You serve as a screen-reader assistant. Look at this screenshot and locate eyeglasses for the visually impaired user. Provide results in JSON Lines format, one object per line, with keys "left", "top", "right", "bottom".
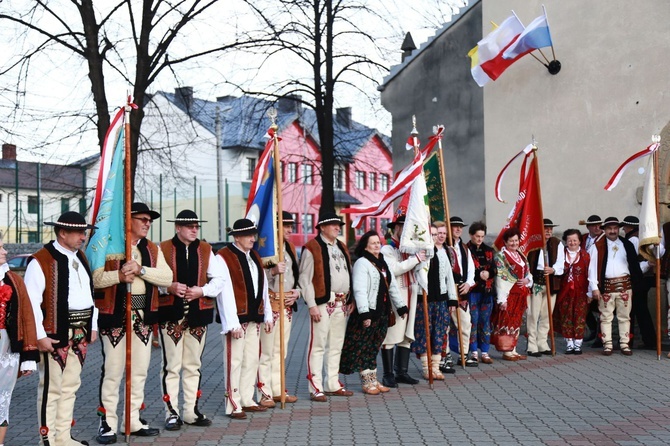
{"left": 183, "top": 224, "right": 200, "bottom": 230}
{"left": 132, "top": 217, "right": 153, "bottom": 224}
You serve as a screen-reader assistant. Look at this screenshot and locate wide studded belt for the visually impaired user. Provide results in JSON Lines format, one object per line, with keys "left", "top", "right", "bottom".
{"left": 69, "top": 308, "right": 92, "bottom": 327}
{"left": 131, "top": 294, "right": 146, "bottom": 310}
{"left": 603, "top": 275, "right": 631, "bottom": 294}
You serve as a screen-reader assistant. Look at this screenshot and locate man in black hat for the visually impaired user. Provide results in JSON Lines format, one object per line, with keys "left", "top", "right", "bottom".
{"left": 620, "top": 216, "right": 657, "bottom": 349}
{"left": 25, "top": 211, "right": 98, "bottom": 446}
{"left": 157, "top": 210, "right": 229, "bottom": 430}
{"left": 217, "top": 218, "right": 273, "bottom": 419}
{"left": 526, "top": 218, "right": 564, "bottom": 356}
{"left": 379, "top": 214, "right": 425, "bottom": 386}
{"left": 447, "top": 216, "right": 476, "bottom": 367}
{"left": 581, "top": 214, "right": 605, "bottom": 343}
{"left": 588, "top": 217, "right": 643, "bottom": 356}
{"left": 257, "top": 211, "right": 300, "bottom": 406}
{"left": 299, "top": 212, "right": 353, "bottom": 402}
{"left": 94, "top": 203, "right": 173, "bottom": 444}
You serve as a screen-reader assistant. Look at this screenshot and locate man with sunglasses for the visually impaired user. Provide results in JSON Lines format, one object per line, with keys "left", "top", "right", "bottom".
{"left": 156, "top": 210, "right": 229, "bottom": 430}
{"left": 94, "top": 203, "right": 173, "bottom": 444}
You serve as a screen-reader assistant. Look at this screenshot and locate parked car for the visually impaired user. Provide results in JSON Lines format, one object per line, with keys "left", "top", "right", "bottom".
{"left": 7, "top": 254, "right": 30, "bottom": 269}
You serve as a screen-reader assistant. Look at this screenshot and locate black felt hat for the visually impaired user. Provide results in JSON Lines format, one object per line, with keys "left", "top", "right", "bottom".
{"left": 280, "top": 211, "right": 295, "bottom": 224}
{"left": 387, "top": 215, "right": 406, "bottom": 230}
{"left": 620, "top": 216, "right": 639, "bottom": 227}
{"left": 131, "top": 202, "right": 161, "bottom": 220}
{"left": 449, "top": 216, "right": 467, "bottom": 227}
{"left": 45, "top": 211, "right": 97, "bottom": 230}
{"left": 543, "top": 218, "right": 559, "bottom": 228}
{"left": 167, "top": 209, "right": 207, "bottom": 224}
{"left": 316, "top": 212, "right": 345, "bottom": 229}
{"left": 228, "top": 218, "right": 258, "bottom": 236}
{"left": 601, "top": 216, "right": 621, "bottom": 229}
{"left": 581, "top": 215, "right": 603, "bottom": 225}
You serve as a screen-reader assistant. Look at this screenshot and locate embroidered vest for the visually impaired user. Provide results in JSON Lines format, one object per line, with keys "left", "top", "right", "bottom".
{"left": 218, "top": 245, "right": 265, "bottom": 324}
{"left": 31, "top": 242, "right": 94, "bottom": 347}
{"left": 158, "top": 238, "right": 214, "bottom": 326}
{"left": 527, "top": 237, "right": 562, "bottom": 293}
{"left": 94, "top": 238, "right": 161, "bottom": 328}
{"left": 5, "top": 271, "right": 39, "bottom": 363}
{"left": 303, "top": 236, "right": 352, "bottom": 305}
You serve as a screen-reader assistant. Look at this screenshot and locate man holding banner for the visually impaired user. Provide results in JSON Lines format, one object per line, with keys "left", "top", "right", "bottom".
{"left": 94, "top": 203, "right": 173, "bottom": 444}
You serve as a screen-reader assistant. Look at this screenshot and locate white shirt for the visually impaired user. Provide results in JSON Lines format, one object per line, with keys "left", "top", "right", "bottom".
{"left": 536, "top": 241, "right": 566, "bottom": 275}
{"left": 24, "top": 240, "right": 99, "bottom": 340}
{"left": 453, "top": 238, "right": 475, "bottom": 286}
{"left": 588, "top": 238, "right": 630, "bottom": 287}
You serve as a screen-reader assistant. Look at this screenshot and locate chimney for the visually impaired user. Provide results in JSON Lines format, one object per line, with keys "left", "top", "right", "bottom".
{"left": 336, "top": 107, "right": 352, "bottom": 128}
{"left": 277, "top": 94, "right": 302, "bottom": 114}
{"left": 175, "top": 87, "right": 194, "bottom": 109}
{"left": 2, "top": 143, "right": 16, "bottom": 160}
{"left": 401, "top": 32, "right": 417, "bottom": 62}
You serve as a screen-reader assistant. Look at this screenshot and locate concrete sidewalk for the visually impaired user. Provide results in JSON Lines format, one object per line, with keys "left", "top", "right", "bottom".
{"left": 7, "top": 308, "right": 670, "bottom": 445}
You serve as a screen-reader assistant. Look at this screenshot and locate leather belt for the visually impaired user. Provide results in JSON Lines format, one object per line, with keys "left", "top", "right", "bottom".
{"left": 603, "top": 275, "right": 631, "bottom": 294}
{"left": 69, "top": 308, "right": 92, "bottom": 327}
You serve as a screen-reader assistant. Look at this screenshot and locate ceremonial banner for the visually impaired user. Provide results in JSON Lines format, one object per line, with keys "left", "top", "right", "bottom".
{"left": 423, "top": 152, "right": 446, "bottom": 222}
{"left": 604, "top": 141, "right": 659, "bottom": 191}
{"left": 494, "top": 156, "right": 544, "bottom": 255}
{"left": 639, "top": 155, "right": 660, "bottom": 262}
{"left": 246, "top": 131, "right": 278, "bottom": 262}
{"left": 85, "top": 120, "right": 126, "bottom": 272}
{"left": 91, "top": 107, "right": 124, "bottom": 225}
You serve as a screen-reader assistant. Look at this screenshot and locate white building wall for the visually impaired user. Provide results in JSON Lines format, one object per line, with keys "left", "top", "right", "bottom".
{"left": 483, "top": 0, "right": 670, "bottom": 231}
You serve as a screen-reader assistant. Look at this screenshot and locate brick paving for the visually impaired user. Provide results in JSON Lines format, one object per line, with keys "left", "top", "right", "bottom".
{"left": 7, "top": 308, "right": 670, "bottom": 445}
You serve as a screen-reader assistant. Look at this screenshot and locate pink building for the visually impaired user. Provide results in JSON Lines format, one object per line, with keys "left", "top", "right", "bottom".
{"left": 277, "top": 107, "right": 394, "bottom": 249}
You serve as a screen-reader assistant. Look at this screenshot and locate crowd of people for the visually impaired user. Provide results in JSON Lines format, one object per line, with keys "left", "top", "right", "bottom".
{"left": 0, "top": 204, "right": 664, "bottom": 446}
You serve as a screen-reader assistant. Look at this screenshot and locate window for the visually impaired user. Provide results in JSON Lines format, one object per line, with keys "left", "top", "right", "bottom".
{"left": 79, "top": 198, "right": 86, "bottom": 215}
{"left": 28, "top": 196, "right": 38, "bottom": 214}
{"left": 333, "top": 165, "right": 345, "bottom": 190}
{"left": 356, "top": 219, "right": 367, "bottom": 236}
{"left": 0, "top": 193, "right": 3, "bottom": 203}
{"left": 28, "top": 231, "right": 38, "bottom": 243}
{"left": 380, "top": 218, "right": 390, "bottom": 233}
{"left": 380, "top": 174, "right": 389, "bottom": 191}
{"left": 291, "top": 213, "right": 299, "bottom": 229}
{"left": 369, "top": 217, "right": 378, "bottom": 233}
{"left": 301, "top": 164, "right": 314, "bottom": 184}
{"left": 61, "top": 197, "right": 70, "bottom": 214}
{"left": 279, "top": 161, "right": 285, "bottom": 182}
{"left": 355, "top": 171, "right": 366, "bottom": 189}
{"left": 368, "top": 172, "right": 376, "bottom": 191}
{"left": 302, "top": 214, "right": 314, "bottom": 234}
{"left": 246, "top": 157, "right": 257, "bottom": 180}
{"left": 287, "top": 163, "right": 297, "bottom": 183}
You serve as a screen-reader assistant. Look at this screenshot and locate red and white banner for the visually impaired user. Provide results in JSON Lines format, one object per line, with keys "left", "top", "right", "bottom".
{"left": 494, "top": 155, "right": 544, "bottom": 255}
{"left": 90, "top": 107, "right": 125, "bottom": 225}
{"left": 494, "top": 143, "right": 534, "bottom": 202}
{"left": 604, "top": 142, "right": 659, "bottom": 191}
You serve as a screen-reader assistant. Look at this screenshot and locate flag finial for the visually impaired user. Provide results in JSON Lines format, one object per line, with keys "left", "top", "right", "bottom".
{"left": 267, "top": 107, "right": 278, "bottom": 131}
{"left": 411, "top": 115, "right": 418, "bottom": 136}
{"left": 653, "top": 134, "right": 661, "bottom": 144}
{"left": 531, "top": 135, "right": 538, "bottom": 151}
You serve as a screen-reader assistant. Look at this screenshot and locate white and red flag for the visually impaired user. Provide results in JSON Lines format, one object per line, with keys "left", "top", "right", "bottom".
{"left": 603, "top": 141, "right": 660, "bottom": 191}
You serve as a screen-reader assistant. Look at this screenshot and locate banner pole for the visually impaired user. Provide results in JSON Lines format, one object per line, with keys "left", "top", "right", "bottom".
{"left": 123, "top": 98, "right": 133, "bottom": 443}
{"left": 654, "top": 139, "right": 661, "bottom": 360}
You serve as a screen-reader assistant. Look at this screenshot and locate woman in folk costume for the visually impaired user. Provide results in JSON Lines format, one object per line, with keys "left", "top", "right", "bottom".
{"left": 412, "top": 222, "right": 458, "bottom": 380}
{"left": 491, "top": 227, "right": 532, "bottom": 361}
{"left": 0, "top": 238, "right": 39, "bottom": 446}
{"left": 340, "top": 231, "right": 408, "bottom": 395}
{"left": 553, "top": 229, "right": 593, "bottom": 355}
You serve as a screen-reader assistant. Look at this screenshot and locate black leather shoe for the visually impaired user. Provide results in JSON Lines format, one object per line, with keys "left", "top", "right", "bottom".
{"left": 591, "top": 339, "right": 603, "bottom": 348}
{"left": 573, "top": 348, "right": 583, "bottom": 355}
{"left": 540, "top": 350, "right": 552, "bottom": 355}
{"left": 165, "top": 415, "right": 182, "bottom": 431}
{"left": 95, "top": 433, "right": 117, "bottom": 445}
{"left": 186, "top": 416, "right": 212, "bottom": 427}
{"left": 527, "top": 351, "right": 542, "bottom": 357}
{"left": 130, "top": 427, "right": 160, "bottom": 437}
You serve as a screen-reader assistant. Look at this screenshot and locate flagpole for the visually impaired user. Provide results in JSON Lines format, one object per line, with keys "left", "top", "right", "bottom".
{"left": 412, "top": 116, "right": 433, "bottom": 388}
{"left": 530, "top": 141, "right": 557, "bottom": 356}
{"left": 268, "top": 108, "right": 287, "bottom": 407}
{"left": 653, "top": 134, "right": 662, "bottom": 360}
{"left": 123, "top": 98, "right": 133, "bottom": 443}
{"left": 436, "top": 136, "right": 465, "bottom": 369}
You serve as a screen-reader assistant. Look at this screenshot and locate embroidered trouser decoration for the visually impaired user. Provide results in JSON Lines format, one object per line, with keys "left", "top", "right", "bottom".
{"left": 51, "top": 327, "right": 89, "bottom": 371}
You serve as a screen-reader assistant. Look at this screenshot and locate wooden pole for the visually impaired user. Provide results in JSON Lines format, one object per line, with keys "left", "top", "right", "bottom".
{"left": 436, "top": 143, "right": 465, "bottom": 369}
{"left": 654, "top": 139, "right": 662, "bottom": 360}
{"left": 123, "top": 100, "right": 133, "bottom": 443}
{"left": 269, "top": 109, "right": 287, "bottom": 406}
{"left": 412, "top": 116, "right": 432, "bottom": 388}
{"left": 530, "top": 145, "right": 556, "bottom": 356}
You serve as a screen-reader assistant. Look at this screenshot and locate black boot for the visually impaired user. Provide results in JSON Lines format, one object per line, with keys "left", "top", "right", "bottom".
{"left": 394, "top": 346, "right": 419, "bottom": 385}
{"left": 381, "top": 348, "right": 397, "bottom": 387}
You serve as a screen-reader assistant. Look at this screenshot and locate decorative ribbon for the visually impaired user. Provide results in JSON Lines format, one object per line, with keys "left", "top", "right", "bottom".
{"left": 494, "top": 143, "right": 534, "bottom": 202}
{"left": 604, "top": 142, "right": 659, "bottom": 191}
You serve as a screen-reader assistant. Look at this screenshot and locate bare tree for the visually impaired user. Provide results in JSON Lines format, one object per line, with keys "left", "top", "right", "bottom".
{"left": 0, "top": 0, "right": 277, "bottom": 183}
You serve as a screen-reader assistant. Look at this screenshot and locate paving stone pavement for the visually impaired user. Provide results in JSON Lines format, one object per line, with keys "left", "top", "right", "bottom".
{"left": 6, "top": 308, "right": 670, "bottom": 445}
